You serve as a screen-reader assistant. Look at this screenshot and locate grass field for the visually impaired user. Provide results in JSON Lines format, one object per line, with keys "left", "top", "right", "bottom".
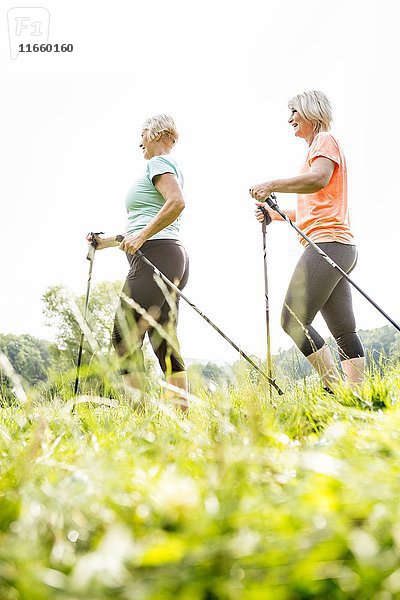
{"left": 1, "top": 362, "right": 400, "bottom": 599}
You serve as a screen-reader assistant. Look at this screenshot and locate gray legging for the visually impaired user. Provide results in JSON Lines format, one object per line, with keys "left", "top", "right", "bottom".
{"left": 281, "top": 242, "right": 364, "bottom": 360}
{"left": 112, "top": 239, "right": 189, "bottom": 375}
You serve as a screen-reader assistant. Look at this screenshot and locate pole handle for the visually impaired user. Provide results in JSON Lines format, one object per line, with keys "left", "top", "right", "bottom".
{"left": 264, "top": 193, "right": 288, "bottom": 221}
{"left": 259, "top": 205, "right": 272, "bottom": 232}
{"left": 265, "top": 192, "right": 278, "bottom": 210}
{"left": 86, "top": 231, "right": 104, "bottom": 260}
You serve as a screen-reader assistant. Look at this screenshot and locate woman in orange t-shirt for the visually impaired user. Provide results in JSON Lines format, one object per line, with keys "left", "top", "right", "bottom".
{"left": 249, "top": 90, "right": 364, "bottom": 391}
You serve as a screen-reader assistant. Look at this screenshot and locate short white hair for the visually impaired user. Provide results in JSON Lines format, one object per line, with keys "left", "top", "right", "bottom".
{"left": 142, "top": 114, "right": 179, "bottom": 144}
{"left": 288, "top": 90, "right": 332, "bottom": 132}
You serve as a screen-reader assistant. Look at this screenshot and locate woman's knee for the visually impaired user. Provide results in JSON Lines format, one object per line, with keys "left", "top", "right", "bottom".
{"left": 335, "top": 331, "right": 364, "bottom": 360}
{"left": 281, "top": 304, "right": 304, "bottom": 336}
{"left": 155, "top": 346, "right": 186, "bottom": 374}
{"left": 111, "top": 314, "right": 124, "bottom": 353}
{"left": 280, "top": 305, "right": 292, "bottom": 334}
{"left": 149, "top": 332, "right": 185, "bottom": 374}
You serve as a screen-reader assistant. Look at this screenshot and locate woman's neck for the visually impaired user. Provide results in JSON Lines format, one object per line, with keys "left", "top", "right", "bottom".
{"left": 306, "top": 131, "right": 318, "bottom": 146}
{"left": 149, "top": 141, "right": 173, "bottom": 158}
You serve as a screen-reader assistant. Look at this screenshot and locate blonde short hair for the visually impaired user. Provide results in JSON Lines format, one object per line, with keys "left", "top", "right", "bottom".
{"left": 288, "top": 90, "right": 332, "bottom": 132}
{"left": 142, "top": 114, "right": 179, "bottom": 144}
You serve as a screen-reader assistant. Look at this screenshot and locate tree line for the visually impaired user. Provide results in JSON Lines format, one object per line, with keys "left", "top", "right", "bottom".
{"left": 1, "top": 281, "right": 399, "bottom": 393}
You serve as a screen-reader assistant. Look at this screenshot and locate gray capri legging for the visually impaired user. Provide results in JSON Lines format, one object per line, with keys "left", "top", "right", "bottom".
{"left": 112, "top": 239, "right": 189, "bottom": 375}
{"left": 281, "top": 242, "right": 364, "bottom": 359}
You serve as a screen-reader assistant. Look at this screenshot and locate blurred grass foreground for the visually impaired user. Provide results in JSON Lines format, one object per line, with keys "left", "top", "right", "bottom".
{"left": 2, "top": 281, "right": 400, "bottom": 598}
{"left": 2, "top": 356, "right": 400, "bottom": 599}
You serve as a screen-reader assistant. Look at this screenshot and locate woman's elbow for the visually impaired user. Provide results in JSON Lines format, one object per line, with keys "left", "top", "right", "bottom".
{"left": 165, "top": 196, "right": 185, "bottom": 215}
{"left": 175, "top": 197, "right": 185, "bottom": 212}
{"left": 167, "top": 197, "right": 185, "bottom": 217}
{"left": 310, "top": 175, "right": 330, "bottom": 192}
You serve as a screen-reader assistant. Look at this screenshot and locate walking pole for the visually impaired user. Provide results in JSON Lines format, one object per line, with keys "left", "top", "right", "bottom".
{"left": 137, "top": 249, "right": 284, "bottom": 395}
{"left": 113, "top": 236, "right": 284, "bottom": 395}
{"left": 74, "top": 232, "right": 104, "bottom": 395}
{"left": 259, "top": 206, "right": 273, "bottom": 390}
{"left": 264, "top": 194, "right": 400, "bottom": 333}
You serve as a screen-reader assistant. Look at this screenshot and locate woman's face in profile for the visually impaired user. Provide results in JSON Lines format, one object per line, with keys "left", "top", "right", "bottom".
{"left": 288, "top": 108, "right": 313, "bottom": 140}
{"left": 140, "top": 130, "right": 156, "bottom": 160}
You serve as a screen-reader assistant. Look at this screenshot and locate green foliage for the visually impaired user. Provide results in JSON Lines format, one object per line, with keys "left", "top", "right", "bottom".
{"left": 3, "top": 294, "right": 400, "bottom": 596}
{"left": 273, "top": 326, "right": 400, "bottom": 382}
{"left": 187, "top": 361, "right": 234, "bottom": 394}
{"left": 359, "top": 325, "right": 400, "bottom": 362}
{"left": 42, "top": 280, "right": 123, "bottom": 368}
{"left": 187, "top": 326, "right": 400, "bottom": 391}
{"left": 0, "top": 333, "right": 51, "bottom": 386}
{"left": 1, "top": 367, "right": 400, "bottom": 598}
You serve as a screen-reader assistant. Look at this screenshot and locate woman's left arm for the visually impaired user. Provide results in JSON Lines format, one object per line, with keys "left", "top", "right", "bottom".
{"left": 250, "top": 157, "right": 335, "bottom": 201}
{"left": 120, "top": 173, "right": 185, "bottom": 254}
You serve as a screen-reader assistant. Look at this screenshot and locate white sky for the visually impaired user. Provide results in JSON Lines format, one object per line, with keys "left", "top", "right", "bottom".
{"left": 1, "top": 0, "right": 399, "bottom": 364}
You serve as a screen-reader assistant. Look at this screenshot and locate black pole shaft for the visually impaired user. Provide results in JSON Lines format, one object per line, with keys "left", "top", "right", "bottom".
{"left": 265, "top": 194, "right": 400, "bottom": 333}
{"left": 261, "top": 212, "right": 273, "bottom": 387}
{"left": 74, "top": 235, "right": 102, "bottom": 396}
{"left": 136, "top": 249, "right": 284, "bottom": 395}
{"left": 74, "top": 255, "right": 94, "bottom": 395}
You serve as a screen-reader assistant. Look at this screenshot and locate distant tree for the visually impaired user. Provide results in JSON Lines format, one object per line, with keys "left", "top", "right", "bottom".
{"left": 42, "top": 281, "right": 123, "bottom": 368}
{"left": 231, "top": 355, "right": 261, "bottom": 385}
{"left": 274, "top": 346, "right": 312, "bottom": 381}
{"left": 0, "top": 333, "right": 51, "bottom": 386}
{"left": 358, "top": 326, "right": 400, "bottom": 362}
{"left": 272, "top": 326, "right": 400, "bottom": 382}
{"left": 42, "top": 280, "right": 158, "bottom": 383}
{"left": 202, "top": 362, "right": 229, "bottom": 384}
{"left": 186, "top": 361, "right": 235, "bottom": 394}
{"left": 389, "top": 335, "right": 400, "bottom": 359}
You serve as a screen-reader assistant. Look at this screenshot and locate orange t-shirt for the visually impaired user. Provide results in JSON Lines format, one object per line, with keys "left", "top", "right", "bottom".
{"left": 296, "top": 132, "right": 354, "bottom": 247}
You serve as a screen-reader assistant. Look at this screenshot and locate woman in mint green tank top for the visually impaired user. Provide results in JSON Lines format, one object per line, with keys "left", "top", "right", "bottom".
{"left": 89, "top": 115, "right": 189, "bottom": 410}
